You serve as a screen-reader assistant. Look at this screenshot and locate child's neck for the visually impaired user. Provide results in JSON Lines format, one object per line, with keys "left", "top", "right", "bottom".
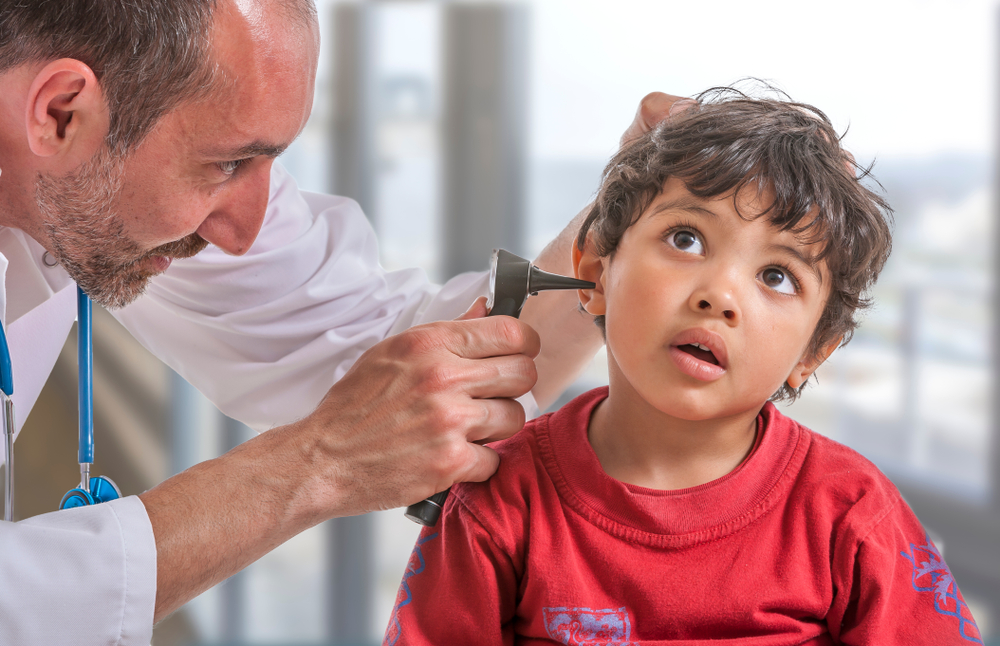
{"left": 588, "top": 371, "right": 761, "bottom": 491}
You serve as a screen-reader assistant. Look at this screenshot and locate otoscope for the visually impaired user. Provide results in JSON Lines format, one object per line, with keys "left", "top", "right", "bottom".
{"left": 404, "top": 248, "right": 595, "bottom": 527}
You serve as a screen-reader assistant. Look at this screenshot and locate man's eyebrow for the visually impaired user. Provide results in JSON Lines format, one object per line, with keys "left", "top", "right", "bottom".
{"left": 206, "top": 141, "right": 288, "bottom": 159}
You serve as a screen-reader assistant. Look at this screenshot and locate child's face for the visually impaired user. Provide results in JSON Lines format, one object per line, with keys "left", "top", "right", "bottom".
{"left": 576, "top": 177, "right": 836, "bottom": 422}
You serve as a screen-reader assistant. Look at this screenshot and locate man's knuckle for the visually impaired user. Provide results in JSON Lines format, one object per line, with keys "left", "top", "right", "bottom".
{"left": 419, "top": 363, "right": 459, "bottom": 394}
{"left": 395, "top": 326, "right": 441, "bottom": 357}
{"left": 496, "top": 317, "right": 526, "bottom": 349}
{"left": 438, "top": 440, "right": 469, "bottom": 475}
{"left": 427, "top": 404, "right": 454, "bottom": 430}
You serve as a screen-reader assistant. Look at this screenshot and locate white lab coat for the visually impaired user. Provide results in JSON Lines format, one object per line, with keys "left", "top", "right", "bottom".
{"left": 0, "top": 162, "right": 527, "bottom": 645}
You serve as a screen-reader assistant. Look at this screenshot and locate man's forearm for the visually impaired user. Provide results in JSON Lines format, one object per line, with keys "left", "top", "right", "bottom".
{"left": 140, "top": 422, "right": 323, "bottom": 622}
{"left": 520, "top": 205, "right": 604, "bottom": 411}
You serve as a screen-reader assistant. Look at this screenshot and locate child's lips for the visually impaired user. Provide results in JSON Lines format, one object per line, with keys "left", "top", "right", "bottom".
{"left": 669, "top": 346, "right": 726, "bottom": 381}
{"left": 669, "top": 328, "right": 728, "bottom": 382}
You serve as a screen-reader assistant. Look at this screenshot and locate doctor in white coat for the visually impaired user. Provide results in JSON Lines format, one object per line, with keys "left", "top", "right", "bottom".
{"left": 0, "top": 0, "right": 686, "bottom": 643}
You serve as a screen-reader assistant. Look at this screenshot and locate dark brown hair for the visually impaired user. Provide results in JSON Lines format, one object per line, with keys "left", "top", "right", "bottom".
{"left": 0, "top": 0, "right": 317, "bottom": 156}
{"left": 577, "top": 85, "right": 894, "bottom": 401}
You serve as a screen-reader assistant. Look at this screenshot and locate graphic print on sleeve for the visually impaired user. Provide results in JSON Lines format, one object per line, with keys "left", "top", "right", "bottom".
{"left": 542, "top": 606, "right": 634, "bottom": 646}
{"left": 384, "top": 532, "right": 439, "bottom": 646}
{"left": 900, "top": 536, "right": 982, "bottom": 644}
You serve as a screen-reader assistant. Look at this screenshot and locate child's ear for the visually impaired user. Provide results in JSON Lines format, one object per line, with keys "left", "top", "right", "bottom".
{"left": 572, "top": 234, "right": 607, "bottom": 316}
{"left": 786, "top": 336, "right": 843, "bottom": 390}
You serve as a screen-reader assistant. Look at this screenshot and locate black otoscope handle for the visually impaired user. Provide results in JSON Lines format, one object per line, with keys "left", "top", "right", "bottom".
{"left": 404, "top": 489, "right": 450, "bottom": 526}
{"left": 404, "top": 293, "right": 524, "bottom": 526}
{"left": 404, "top": 249, "right": 593, "bottom": 527}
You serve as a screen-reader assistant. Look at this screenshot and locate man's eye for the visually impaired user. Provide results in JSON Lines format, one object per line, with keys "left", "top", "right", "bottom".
{"left": 759, "top": 267, "right": 797, "bottom": 295}
{"left": 667, "top": 229, "right": 704, "bottom": 255}
{"left": 217, "top": 158, "right": 250, "bottom": 176}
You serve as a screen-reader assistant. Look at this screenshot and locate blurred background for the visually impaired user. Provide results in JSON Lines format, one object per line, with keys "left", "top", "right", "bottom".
{"left": 14, "top": 0, "right": 1000, "bottom": 644}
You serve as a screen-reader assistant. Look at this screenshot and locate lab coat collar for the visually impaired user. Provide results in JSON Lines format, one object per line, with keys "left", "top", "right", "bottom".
{"left": 0, "top": 227, "right": 76, "bottom": 438}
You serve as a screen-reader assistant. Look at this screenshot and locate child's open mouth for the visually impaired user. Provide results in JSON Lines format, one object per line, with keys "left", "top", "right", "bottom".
{"left": 668, "top": 330, "right": 728, "bottom": 381}
{"left": 678, "top": 343, "right": 719, "bottom": 366}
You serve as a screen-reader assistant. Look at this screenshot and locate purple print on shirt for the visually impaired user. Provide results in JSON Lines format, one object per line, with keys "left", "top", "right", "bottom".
{"left": 900, "top": 536, "right": 981, "bottom": 644}
{"left": 383, "top": 532, "right": 438, "bottom": 646}
{"left": 542, "top": 606, "right": 633, "bottom": 645}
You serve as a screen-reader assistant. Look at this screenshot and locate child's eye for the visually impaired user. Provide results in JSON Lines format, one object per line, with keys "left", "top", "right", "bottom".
{"left": 666, "top": 229, "right": 704, "bottom": 255}
{"left": 758, "top": 267, "right": 797, "bottom": 295}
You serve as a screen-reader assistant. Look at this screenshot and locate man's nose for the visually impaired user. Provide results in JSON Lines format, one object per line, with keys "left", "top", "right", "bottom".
{"left": 688, "top": 268, "right": 741, "bottom": 325}
{"left": 196, "top": 160, "right": 273, "bottom": 256}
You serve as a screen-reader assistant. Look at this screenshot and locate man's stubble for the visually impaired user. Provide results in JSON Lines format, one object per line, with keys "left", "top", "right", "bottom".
{"left": 34, "top": 147, "right": 208, "bottom": 309}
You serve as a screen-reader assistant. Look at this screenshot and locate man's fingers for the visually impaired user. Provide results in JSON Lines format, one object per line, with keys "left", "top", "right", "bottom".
{"left": 455, "top": 443, "right": 501, "bottom": 484}
{"left": 620, "top": 91, "right": 697, "bottom": 146}
{"left": 455, "top": 295, "right": 488, "bottom": 321}
{"left": 417, "top": 315, "right": 541, "bottom": 361}
{"left": 463, "top": 397, "right": 527, "bottom": 444}
{"left": 451, "top": 351, "right": 535, "bottom": 397}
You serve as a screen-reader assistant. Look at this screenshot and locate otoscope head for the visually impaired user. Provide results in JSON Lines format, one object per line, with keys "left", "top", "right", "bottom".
{"left": 486, "top": 249, "right": 595, "bottom": 319}
{"left": 527, "top": 265, "right": 595, "bottom": 295}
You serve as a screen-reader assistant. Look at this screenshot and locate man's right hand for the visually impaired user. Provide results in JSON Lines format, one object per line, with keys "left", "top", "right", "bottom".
{"left": 142, "top": 298, "right": 539, "bottom": 620}
{"left": 281, "top": 296, "right": 540, "bottom": 517}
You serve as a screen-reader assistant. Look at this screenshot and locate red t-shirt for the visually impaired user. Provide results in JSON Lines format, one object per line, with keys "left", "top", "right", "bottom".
{"left": 384, "top": 387, "right": 983, "bottom": 645}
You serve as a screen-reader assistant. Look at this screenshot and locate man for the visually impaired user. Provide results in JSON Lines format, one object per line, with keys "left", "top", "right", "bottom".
{"left": 0, "top": 0, "right": 684, "bottom": 643}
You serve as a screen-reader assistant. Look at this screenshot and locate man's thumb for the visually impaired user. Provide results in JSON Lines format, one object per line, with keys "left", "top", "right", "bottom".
{"left": 455, "top": 295, "right": 489, "bottom": 321}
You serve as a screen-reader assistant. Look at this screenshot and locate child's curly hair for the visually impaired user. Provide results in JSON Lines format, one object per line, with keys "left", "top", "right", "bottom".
{"left": 576, "top": 85, "right": 894, "bottom": 402}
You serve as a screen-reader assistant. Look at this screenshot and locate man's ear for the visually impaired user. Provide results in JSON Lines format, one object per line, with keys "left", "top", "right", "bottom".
{"left": 572, "top": 234, "right": 607, "bottom": 316}
{"left": 786, "top": 335, "right": 843, "bottom": 390}
{"left": 25, "top": 59, "right": 108, "bottom": 160}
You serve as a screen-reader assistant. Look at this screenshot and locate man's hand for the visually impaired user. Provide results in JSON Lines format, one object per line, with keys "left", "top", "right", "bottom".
{"left": 290, "top": 296, "right": 539, "bottom": 517}
{"left": 141, "top": 299, "right": 539, "bottom": 621}
{"left": 619, "top": 92, "right": 697, "bottom": 146}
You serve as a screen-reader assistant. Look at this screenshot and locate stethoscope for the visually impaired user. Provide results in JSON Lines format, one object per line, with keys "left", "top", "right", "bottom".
{"left": 0, "top": 286, "right": 121, "bottom": 522}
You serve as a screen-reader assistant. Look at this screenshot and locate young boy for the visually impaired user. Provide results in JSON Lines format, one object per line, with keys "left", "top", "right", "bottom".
{"left": 383, "top": 88, "right": 983, "bottom": 645}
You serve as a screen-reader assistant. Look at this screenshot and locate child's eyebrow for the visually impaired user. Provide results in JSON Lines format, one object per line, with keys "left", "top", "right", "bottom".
{"left": 766, "top": 243, "right": 823, "bottom": 282}
{"left": 649, "top": 198, "right": 720, "bottom": 220}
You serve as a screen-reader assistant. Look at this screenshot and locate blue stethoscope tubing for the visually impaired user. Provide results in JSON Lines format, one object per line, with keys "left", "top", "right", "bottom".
{"left": 0, "top": 286, "right": 120, "bottom": 522}
{"left": 76, "top": 287, "right": 95, "bottom": 492}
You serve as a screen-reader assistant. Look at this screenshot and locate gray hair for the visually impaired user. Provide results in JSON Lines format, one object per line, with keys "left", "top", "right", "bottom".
{"left": 0, "top": 0, "right": 317, "bottom": 155}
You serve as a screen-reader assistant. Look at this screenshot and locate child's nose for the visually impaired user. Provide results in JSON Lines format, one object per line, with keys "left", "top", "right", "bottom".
{"left": 690, "top": 288, "right": 741, "bottom": 325}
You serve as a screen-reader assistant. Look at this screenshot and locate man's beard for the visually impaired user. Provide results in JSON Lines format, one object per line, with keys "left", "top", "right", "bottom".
{"left": 34, "top": 148, "right": 208, "bottom": 309}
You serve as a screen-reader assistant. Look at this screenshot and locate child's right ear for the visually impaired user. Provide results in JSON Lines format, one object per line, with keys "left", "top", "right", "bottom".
{"left": 572, "top": 234, "right": 607, "bottom": 316}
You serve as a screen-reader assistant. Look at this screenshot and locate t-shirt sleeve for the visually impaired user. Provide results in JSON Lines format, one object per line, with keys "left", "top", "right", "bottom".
{"left": 383, "top": 494, "right": 519, "bottom": 646}
{"left": 831, "top": 495, "right": 984, "bottom": 645}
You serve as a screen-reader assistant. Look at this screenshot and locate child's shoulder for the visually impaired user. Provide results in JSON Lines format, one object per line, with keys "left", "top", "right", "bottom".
{"left": 450, "top": 407, "right": 552, "bottom": 510}
{"left": 448, "top": 388, "right": 605, "bottom": 528}
{"left": 776, "top": 406, "right": 906, "bottom": 527}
